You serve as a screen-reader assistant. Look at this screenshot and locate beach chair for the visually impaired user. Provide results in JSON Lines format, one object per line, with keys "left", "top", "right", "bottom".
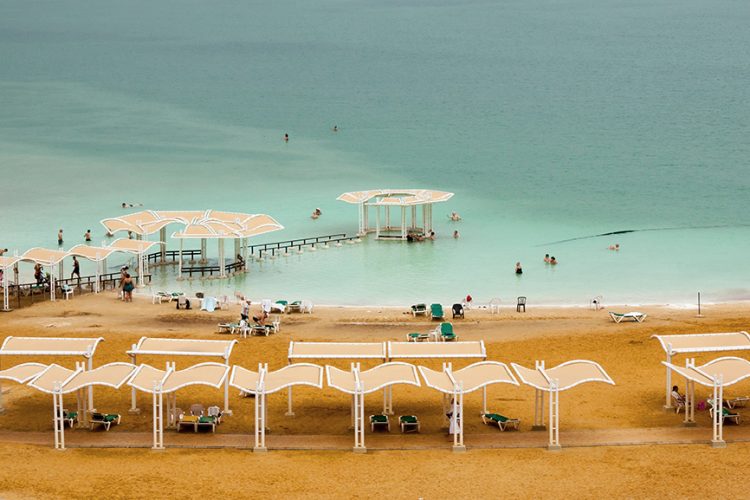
{"left": 197, "top": 415, "right": 218, "bottom": 432}
{"left": 287, "top": 300, "right": 303, "bottom": 313}
{"left": 370, "top": 414, "right": 390, "bottom": 432}
{"left": 489, "top": 298, "right": 502, "bottom": 314}
{"left": 399, "top": 415, "right": 420, "bottom": 433}
{"left": 411, "top": 303, "right": 427, "bottom": 317}
{"left": 251, "top": 324, "right": 271, "bottom": 336}
{"left": 430, "top": 304, "right": 444, "bottom": 320}
{"left": 608, "top": 311, "right": 647, "bottom": 323}
{"left": 176, "top": 295, "right": 191, "bottom": 310}
{"left": 516, "top": 296, "right": 526, "bottom": 312}
{"left": 152, "top": 291, "right": 171, "bottom": 304}
{"left": 710, "top": 406, "right": 742, "bottom": 425}
{"left": 273, "top": 300, "right": 288, "bottom": 313}
{"left": 436, "top": 322, "right": 457, "bottom": 341}
{"left": 301, "top": 300, "right": 314, "bottom": 314}
{"left": 90, "top": 412, "right": 121, "bottom": 431}
{"left": 200, "top": 296, "right": 218, "bottom": 312}
{"left": 169, "top": 407, "right": 183, "bottom": 427}
{"left": 725, "top": 396, "right": 750, "bottom": 409}
{"left": 56, "top": 409, "right": 78, "bottom": 429}
{"left": 217, "top": 322, "right": 237, "bottom": 334}
{"left": 207, "top": 405, "right": 223, "bottom": 424}
{"left": 407, "top": 332, "right": 431, "bottom": 342}
{"left": 482, "top": 413, "right": 520, "bottom": 431}
{"left": 61, "top": 284, "right": 74, "bottom": 300}
{"left": 177, "top": 414, "right": 199, "bottom": 432}
{"left": 452, "top": 303, "right": 464, "bottom": 319}
{"left": 190, "top": 403, "right": 205, "bottom": 416}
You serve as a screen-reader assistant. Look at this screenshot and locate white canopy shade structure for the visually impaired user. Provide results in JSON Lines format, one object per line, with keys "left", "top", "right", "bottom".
{"left": 0, "top": 255, "right": 20, "bottom": 312}
{"left": 418, "top": 361, "right": 519, "bottom": 451}
{"left": 512, "top": 360, "right": 615, "bottom": 451}
{"left": 652, "top": 332, "right": 750, "bottom": 409}
{"left": 128, "top": 362, "right": 230, "bottom": 449}
{"left": 663, "top": 357, "right": 750, "bottom": 448}
{"left": 27, "top": 362, "right": 137, "bottom": 449}
{"left": 230, "top": 363, "right": 324, "bottom": 452}
{"left": 126, "top": 337, "right": 237, "bottom": 416}
{"left": 326, "top": 362, "right": 421, "bottom": 453}
{"left": 337, "top": 189, "right": 454, "bottom": 239}
{"left": 101, "top": 210, "right": 284, "bottom": 280}
{"left": 0, "top": 362, "right": 48, "bottom": 414}
{"left": 0, "top": 336, "right": 105, "bottom": 417}
{"left": 18, "top": 248, "right": 70, "bottom": 301}
{"left": 388, "top": 341, "right": 487, "bottom": 360}
{"left": 108, "top": 238, "right": 162, "bottom": 288}
{"left": 286, "top": 342, "right": 387, "bottom": 417}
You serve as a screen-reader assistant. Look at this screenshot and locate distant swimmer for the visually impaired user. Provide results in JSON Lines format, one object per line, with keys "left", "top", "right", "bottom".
{"left": 550, "top": 256, "right": 558, "bottom": 265}
{"left": 515, "top": 262, "right": 523, "bottom": 275}
{"left": 608, "top": 243, "right": 620, "bottom": 251}
{"left": 57, "top": 229, "right": 64, "bottom": 246}
{"left": 121, "top": 202, "right": 141, "bottom": 208}
{"left": 450, "top": 211, "right": 462, "bottom": 221}
{"left": 453, "top": 230, "right": 459, "bottom": 239}
{"left": 283, "top": 133, "right": 289, "bottom": 142}
{"left": 84, "top": 229, "right": 92, "bottom": 242}
{"left": 311, "top": 208, "right": 322, "bottom": 219}
{"left": 332, "top": 125, "right": 338, "bottom": 132}
{"left": 544, "top": 253, "right": 551, "bottom": 263}
{"left": 0, "top": 248, "right": 7, "bottom": 256}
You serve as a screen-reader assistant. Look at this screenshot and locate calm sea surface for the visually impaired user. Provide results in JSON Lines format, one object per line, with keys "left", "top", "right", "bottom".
{"left": 1, "top": 0, "right": 748, "bottom": 305}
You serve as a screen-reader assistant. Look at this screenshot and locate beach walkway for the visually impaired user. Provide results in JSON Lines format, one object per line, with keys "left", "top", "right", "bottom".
{"left": 3, "top": 425, "right": 750, "bottom": 450}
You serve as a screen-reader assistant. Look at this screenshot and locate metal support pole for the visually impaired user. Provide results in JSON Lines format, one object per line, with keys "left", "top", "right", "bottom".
{"left": 401, "top": 206, "right": 406, "bottom": 239}
{"left": 712, "top": 376, "right": 726, "bottom": 448}
{"left": 363, "top": 204, "right": 369, "bottom": 233}
{"left": 87, "top": 356, "right": 94, "bottom": 412}
{"left": 548, "top": 380, "right": 561, "bottom": 451}
{"left": 160, "top": 227, "right": 167, "bottom": 263}
{"left": 178, "top": 239, "right": 183, "bottom": 280}
{"left": 375, "top": 207, "right": 380, "bottom": 239}
{"left": 200, "top": 238, "right": 207, "bottom": 264}
{"left": 129, "top": 350, "right": 140, "bottom": 414}
{"left": 664, "top": 348, "right": 673, "bottom": 409}
{"left": 152, "top": 381, "right": 164, "bottom": 450}
{"left": 223, "top": 355, "right": 232, "bottom": 415}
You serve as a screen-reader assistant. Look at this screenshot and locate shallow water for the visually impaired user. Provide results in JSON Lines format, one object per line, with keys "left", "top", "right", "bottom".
{"left": 0, "top": 0, "right": 748, "bottom": 305}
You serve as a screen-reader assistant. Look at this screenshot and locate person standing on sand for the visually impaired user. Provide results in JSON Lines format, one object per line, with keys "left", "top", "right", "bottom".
{"left": 515, "top": 262, "right": 523, "bottom": 274}
{"left": 57, "top": 229, "right": 63, "bottom": 246}
{"left": 121, "top": 273, "right": 134, "bottom": 302}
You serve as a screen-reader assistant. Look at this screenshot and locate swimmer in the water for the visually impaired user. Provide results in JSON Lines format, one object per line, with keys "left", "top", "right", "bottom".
{"left": 550, "top": 256, "right": 558, "bottom": 265}
{"left": 608, "top": 243, "right": 620, "bottom": 251}
{"left": 283, "top": 133, "right": 289, "bottom": 142}
{"left": 332, "top": 125, "right": 338, "bottom": 132}
{"left": 544, "top": 254, "right": 551, "bottom": 263}
{"left": 450, "top": 211, "right": 462, "bottom": 221}
{"left": 453, "top": 230, "right": 459, "bottom": 239}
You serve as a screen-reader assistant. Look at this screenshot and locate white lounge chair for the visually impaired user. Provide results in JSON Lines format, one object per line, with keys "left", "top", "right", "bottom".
{"left": 489, "top": 298, "right": 502, "bottom": 314}
{"left": 609, "top": 311, "right": 647, "bottom": 323}
{"left": 61, "top": 284, "right": 74, "bottom": 300}
{"left": 301, "top": 300, "right": 313, "bottom": 314}
{"left": 370, "top": 414, "right": 390, "bottom": 432}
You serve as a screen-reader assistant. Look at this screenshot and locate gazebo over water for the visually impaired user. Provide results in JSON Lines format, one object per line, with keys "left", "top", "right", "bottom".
{"left": 101, "top": 210, "right": 284, "bottom": 279}
{"left": 337, "top": 189, "right": 454, "bottom": 240}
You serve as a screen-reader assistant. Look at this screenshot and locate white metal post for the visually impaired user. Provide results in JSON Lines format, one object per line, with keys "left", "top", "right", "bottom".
{"left": 375, "top": 206, "right": 380, "bottom": 239}
{"left": 219, "top": 239, "right": 226, "bottom": 278}
{"left": 363, "top": 204, "right": 369, "bottom": 233}
{"left": 53, "top": 383, "right": 65, "bottom": 450}
{"left": 152, "top": 381, "right": 164, "bottom": 450}
{"left": 129, "top": 349, "right": 139, "bottom": 413}
{"left": 401, "top": 207, "right": 406, "bottom": 239}
{"left": 49, "top": 265, "right": 56, "bottom": 301}
{"left": 178, "top": 239, "right": 183, "bottom": 280}
{"left": 138, "top": 251, "right": 144, "bottom": 288}
{"left": 3, "top": 265, "right": 9, "bottom": 311}
{"left": 665, "top": 348, "right": 673, "bottom": 409}
{"left": 712, "top": 376, "right": 725, "bottom": 448}
{"left": 482, "top": 386, "right": 487, "bottom": 415}
{"left": 548, "top": 380, "right": 561, "bottom": 451}
{"left": 223, "top": 350, "right": 232, "bottom": 415}
{"left": 87, "top": 356, "right": 94, "bottom": 412}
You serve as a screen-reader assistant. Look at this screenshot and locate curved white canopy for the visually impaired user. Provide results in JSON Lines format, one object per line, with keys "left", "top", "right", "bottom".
{"left": 101, "top": 209, "right": 284, "bottom": 239}
{"left": 128, "top": 362, "right": 230, "bottom": 394}
{"left": 388, "top": 341, "right": 486, "bottom": 359}
{"left": 418, "top": 361, "right": 519, "bottom": 394}
{"left": 28, "top": 362, "right": 137, "bottom": 394}
{"left": 230, "top": 363, "right": 324, "bottom": 395}
{"left": 288, "top": 341, "right": 387, "bottom": 360}
{"left": 338, "top": 189, "right": 454, "bottom": 206}
{"left": 512, "top": 360, "right": 615, "bottom": 392}
{"left": 19, "top": 248, "right": 69, "bottom": 266}
{"left": 326, "top": 362, "right": 421, "bottom": 395}
{"left": 0, "top": 256, "right": 20, "bottom": 269}
{"left": 67, "top": 245, "right": 121, "bottom": 261}
{"left": 0, "top": 362, "right": 48, "bottom": 383}
{"left": 127, "top": 337, "right": 237, "bottom": 359}
{"left": 663, "top": 357, "right": 750, "bottom": 387}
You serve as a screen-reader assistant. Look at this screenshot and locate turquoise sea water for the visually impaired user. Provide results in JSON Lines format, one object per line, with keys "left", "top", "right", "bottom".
{"left": 1, "top": 0, "right": 748, "bottom": 305}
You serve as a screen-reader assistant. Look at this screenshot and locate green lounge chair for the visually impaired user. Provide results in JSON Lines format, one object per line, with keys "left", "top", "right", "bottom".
{"left": 197, "top": 415, "right": 217, "bottom": 432}
{"left": 287, "top": 300, "right": 303, "bottom": 313}
{"left": 411, "top": 303, "right": 427, "bottom": 317}
{"left": 407, "top": 332, "right": 431, "bottom": 342}
{"left": 722, "top": 407, "right": 741, "bottom": 425}
{"left": 370, "top": 414, "right": 390, "bottom": 432}
{"left": 399, "top": 415, "right": 420, "bottom": 433}
{"left": 55, "top": 409, "right": 78, "bottom": 429}
{"left": 90, "top": 412, "right": 121, "bottom": 431}
{"left": 438, "top": 322, "right": 457, "bottom": 341}
{"left": 482, "top": 413, "right": 520, "bottom": 431}
{"left": 430, "top": 304, "right": 444, "bottom": 320}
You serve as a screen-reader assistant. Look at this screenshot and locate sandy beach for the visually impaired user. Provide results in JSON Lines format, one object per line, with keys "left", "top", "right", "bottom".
{"left": 0, "top": 293, "right": 748, "bottom": 498}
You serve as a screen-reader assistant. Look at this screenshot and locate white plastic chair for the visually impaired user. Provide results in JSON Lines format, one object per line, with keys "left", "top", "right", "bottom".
{"left": 61, "top": 284, "right": 74, "bottom": 300}
{"left": 301, "top": 300, "right": 314, "bottom": 314}
{"left": 489, "top": 298, "right": 501, "bottom": 314}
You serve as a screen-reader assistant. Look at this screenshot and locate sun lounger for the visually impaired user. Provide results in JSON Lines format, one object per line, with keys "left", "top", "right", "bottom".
{"left": 197, "top": 415, "right": 217, "bottom": 432}
{"left": 713, "top": 407, "right": 742, "bottom": 425}
{"left": 55, "top": 409, "right": 78, "bottom": 429}
{"left": 201, "top": 296, "right": 218, "bottom": 312}
{"left": 407, "top": 332, "right": 431, "bottom": 342}
{"left": 609, "top": 311, "right": 647, "bottom": 323}
{"left": 399, "top": 415, "right": 420, "bottom": 433}
{"left": 90, "top": 412, "right": 121, "bottom": 431}
{"left": 411, "top": 303, "right": 427, "bottom": 317}
{"left": 217, "top": 323, "right": 238, "bottom": 334}
{"left": 430, "top": 303, "right": 444, "bottom": 320}
{"left": 482, "top": 413, "right": 520, "bottom": 431}
{"left": 725, "top": 396, "right": 750, "bottom": 409}
{"left": 288, "top": 300, "right": 303, "bottom": 313}
{"left": 178, "top": 414, "right": 200, "bottom": 432}
{"left": 251, "top": 324, "right": 271, "bottom": 336}
{"left": 273, "top": 300, "right": 288, "bottom": 313}
{"left": 207, "top": 405, "right": 222, "bottom": 424}
{"left": 301, "top": 300, "right": 314, "bottom": 314}
{"left": 436, "top": 322, "right": 457, "bottom": 341}
{"left": 370, "top": 414, "right": 390, "bottom": 432}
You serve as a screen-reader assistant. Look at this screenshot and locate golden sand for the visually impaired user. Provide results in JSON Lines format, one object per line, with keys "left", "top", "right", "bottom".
{"left": 0, "top": 294, "right": 748, "bottom": 498}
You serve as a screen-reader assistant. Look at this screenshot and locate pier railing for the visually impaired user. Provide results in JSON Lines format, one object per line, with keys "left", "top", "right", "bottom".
{"left": 247, "top": 233, "right": 359, "bottom": 259}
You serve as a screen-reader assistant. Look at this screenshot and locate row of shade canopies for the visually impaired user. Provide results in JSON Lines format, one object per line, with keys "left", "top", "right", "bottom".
{"left": 0, "top": 239, "right": 159, "bottom": 309}
{"left": 0, "top": 357, "right": 614, "bottom": 452}
{"left": 653, "top": 331, "right": 750, "bottom": 448}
